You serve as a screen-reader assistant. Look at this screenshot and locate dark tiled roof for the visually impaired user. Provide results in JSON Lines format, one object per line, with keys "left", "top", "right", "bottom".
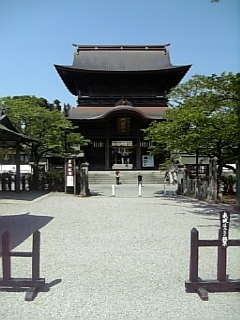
{"left": 72, "top": 49, "right": 172, "bottom": 72}
{"left": 55, "top": 44, "right": 191, "bottom": 96}
{"left": 54, "top": 64, "right": 191, "bottom": 96}
{"left": 68, "top": 105, "right": 168, "bottom": 120}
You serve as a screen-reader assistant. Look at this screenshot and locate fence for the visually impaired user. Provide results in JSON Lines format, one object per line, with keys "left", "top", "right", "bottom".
{"left": 185, "top": 227, "right": 240, "bottom": 301}
{"left": 0, "top": 231, "right": 45, "bottom": 301}
{"left": 0, "top": 173, "right": 31, "bottom": 192}
{"left": 182, "top": 177, "right": 209, "bottom": 200}
{"left": 0, "top": 171, "right": 64, "bottom": 192}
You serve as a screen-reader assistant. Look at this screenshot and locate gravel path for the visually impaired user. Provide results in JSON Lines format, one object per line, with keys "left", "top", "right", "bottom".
{"left": 0, "top": 185, "right": 239, "bottom": 320}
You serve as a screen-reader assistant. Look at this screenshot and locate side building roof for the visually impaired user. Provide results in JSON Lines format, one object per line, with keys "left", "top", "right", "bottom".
{"left": 0, "top": 114, "right": 36, "bottom": 147}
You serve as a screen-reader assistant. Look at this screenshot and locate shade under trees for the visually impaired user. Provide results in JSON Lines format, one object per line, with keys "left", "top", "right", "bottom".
{"left": 144, "top": 72, "right": 240, "bottom": 203}
{"left": 0, "top": 95, "right": 88, "bottom": 189}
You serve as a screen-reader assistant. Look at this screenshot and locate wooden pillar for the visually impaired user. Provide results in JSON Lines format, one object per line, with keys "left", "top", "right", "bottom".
{"left": 32, "top": 231, "right": 40, "bottom": 280}
{"left": 136, "top": 138, "right": 141, "bottom": 170}
{"left": 15, "top": 143, "right": 21, "bottom": 192}
{"left": 189, "top": 228, "right": 199, "bottom": 282}
{"left": 105, "top": 138, "right": 110, "bottom": 170}
{"left": 2, "top": 232, "right": 11, "bottom": 280}
{"left": 217, "top": 229, "right": 227, "bottom": 281}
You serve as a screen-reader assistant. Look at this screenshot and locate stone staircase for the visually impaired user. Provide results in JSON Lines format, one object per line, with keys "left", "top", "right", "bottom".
{"left": 88, "top": 170, "right": 165, "bottom": 184}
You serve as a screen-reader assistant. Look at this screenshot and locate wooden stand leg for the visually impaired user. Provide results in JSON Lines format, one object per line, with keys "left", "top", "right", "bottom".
{"left": 25, "top": 287, "right": 39, "bottom": 301}
{"left": 197, "top": 287, "right": 209, "bottom": 301}
{"left": 2, "top": 232, "right": 11, "bottom": 280}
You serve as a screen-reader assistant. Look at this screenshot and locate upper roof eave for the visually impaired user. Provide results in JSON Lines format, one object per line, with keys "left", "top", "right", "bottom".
{"left": 54, "top": 64, "right": 191, "bottom": 74}
{"left": 72, "top": 44, "right": 171, "bottom": 50}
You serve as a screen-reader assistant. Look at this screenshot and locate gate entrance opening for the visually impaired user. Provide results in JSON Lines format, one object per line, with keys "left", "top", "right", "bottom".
{"left": 111, "top": 140, "right": 136, "bottom": 169}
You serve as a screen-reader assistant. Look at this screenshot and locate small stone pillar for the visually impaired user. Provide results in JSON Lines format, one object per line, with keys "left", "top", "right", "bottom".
{"left": 177, "top": 164, "right": 185, "bottom": 195}
{"left": 208, "top": 157, "right": 218, "bottom": 201}
{"left": 79, "top": 162, "right": 90, "bottom": 197}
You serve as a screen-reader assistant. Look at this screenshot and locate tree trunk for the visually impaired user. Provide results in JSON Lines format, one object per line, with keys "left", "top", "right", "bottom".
{"left": 31, "top": 162, "right": 40, "bottom": 190}
{"left": 236, "top": 160, "right": 240, "bottom": 207}
{"left": 208, "top": 157, "right": 218, "bottom": 201}
{"left": 217, "top": 161, "right": 223, "bottom": 200}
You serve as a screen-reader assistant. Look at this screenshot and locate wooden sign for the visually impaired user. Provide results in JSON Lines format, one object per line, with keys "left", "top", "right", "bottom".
{"left": 65, "top": 158, "right": 75, "bottom": 187}
{"left": 220, "top": 211, "right": 230, "bottom": 247}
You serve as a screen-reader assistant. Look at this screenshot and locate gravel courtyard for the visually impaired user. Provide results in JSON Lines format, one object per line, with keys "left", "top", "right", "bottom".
{"left": 0, "top": 185, "right": 239, "bottom": 320}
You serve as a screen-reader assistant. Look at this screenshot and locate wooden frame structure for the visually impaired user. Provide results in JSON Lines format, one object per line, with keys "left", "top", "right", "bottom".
{"left": 0, "top": 112, "right": 35, "bottom": 192}
{"left": 0, "top": 231, "right": 45, "bottom": 301}
{"left": 185, "top": 227, "right": 240, "bottom": 301}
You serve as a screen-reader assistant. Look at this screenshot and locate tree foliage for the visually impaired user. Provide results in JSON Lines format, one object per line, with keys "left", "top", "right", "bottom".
{"left": 144, "top": 73, "right": 240, "bottom": 174}
{"left": 0, "top": 95, "right": 88, "bottom": 168}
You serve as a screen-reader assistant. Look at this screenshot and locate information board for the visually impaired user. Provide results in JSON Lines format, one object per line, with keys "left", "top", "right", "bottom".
{"left": 220, "top": 211, "right": 230, "bottom": 247}
{"left": 142, "top": 155, "right": 154, "bottom": 167}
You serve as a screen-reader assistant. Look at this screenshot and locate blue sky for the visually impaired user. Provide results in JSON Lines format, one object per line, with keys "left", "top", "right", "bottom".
{"left": 0, "top": 0, "right": 239, "bottom": 106}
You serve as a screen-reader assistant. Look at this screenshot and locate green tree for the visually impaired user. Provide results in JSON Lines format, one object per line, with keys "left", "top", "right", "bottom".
{"left": 0, "top": 95, "right": 88, "bottom": 189}
{"left": 144, "top": 73, "right": 240, "bottom": 202}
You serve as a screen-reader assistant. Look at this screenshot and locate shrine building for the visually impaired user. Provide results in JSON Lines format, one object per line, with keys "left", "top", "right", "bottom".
{"left": 55, "top": 44, "right": 190, "bottom": 171}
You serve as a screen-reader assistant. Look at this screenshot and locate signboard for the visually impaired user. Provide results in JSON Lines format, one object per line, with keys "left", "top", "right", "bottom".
{"left": 65, "top": 158, "right": 75, "bottom": 187}
{"left": 220, "top": 211, "right": 230, "bottom": 247}
{"left": 142, "top": 155, "right": 154, "bottom": 168}
{"left": 66, "top": 176, "right": 74, "bottom": 187}
{"left": 112, "top": 141, "right": 133, "bottom": 147}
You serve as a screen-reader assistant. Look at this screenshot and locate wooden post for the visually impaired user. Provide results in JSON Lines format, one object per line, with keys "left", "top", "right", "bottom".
{"left": 8, "top": 175, "right": 12, "bottom": 191}
{"left": 217, "top": 229, "right": 227, "bottom": 281}
{"left": 15, "top": 144, "right": 21, "bottom": 192}
{"left": 105, "top": 138, "right": 110, "bottom": 170}
{"left": 32, "top": 231, "right": 40, "bottom": 280}
{"left": 136, "top": 137, "right": 141, "bottom": 170}
{"left": 1, "top": 175, "right": 4, "bottom": 191}
{"left": 22, "top": 175, "right": 26, "bottom": 191}
{"left": 2, "top": 232, "right": 11, "bottom": 280}
{"left": 189, "top": 228, "right": 199, "bottom": 282}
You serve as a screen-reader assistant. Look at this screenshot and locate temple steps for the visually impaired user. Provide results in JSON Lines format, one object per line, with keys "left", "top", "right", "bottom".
{"left": 88, "top": 170, "right": 165, "bottom": 184}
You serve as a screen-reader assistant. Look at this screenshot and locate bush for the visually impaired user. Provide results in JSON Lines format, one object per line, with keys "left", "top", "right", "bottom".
{"left": 221, "top": 175, "right": 236, "bottom": 195}
{"left": 46, "top": 170, "right": 65, "bottom": 191}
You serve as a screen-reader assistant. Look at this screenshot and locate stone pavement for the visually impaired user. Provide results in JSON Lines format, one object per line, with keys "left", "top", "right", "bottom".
{"left": 0, "top": 185, "right": 239, "bottom": 320}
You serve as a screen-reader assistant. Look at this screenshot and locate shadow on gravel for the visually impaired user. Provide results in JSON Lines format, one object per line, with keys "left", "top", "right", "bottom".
{"left": 0, "top": 191, "right": 49, "bottom": 201}
{"left": 90, "top": 191, "right": 104, "bottom": 196}
{"left": 0, "top": 213, "right": 53, "bottom": 254}
{"left": 0, "top": 278, "right": 62, "bottom": 300}
{"left": 153, "top": 190, "right": 240, "bottom": 229}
